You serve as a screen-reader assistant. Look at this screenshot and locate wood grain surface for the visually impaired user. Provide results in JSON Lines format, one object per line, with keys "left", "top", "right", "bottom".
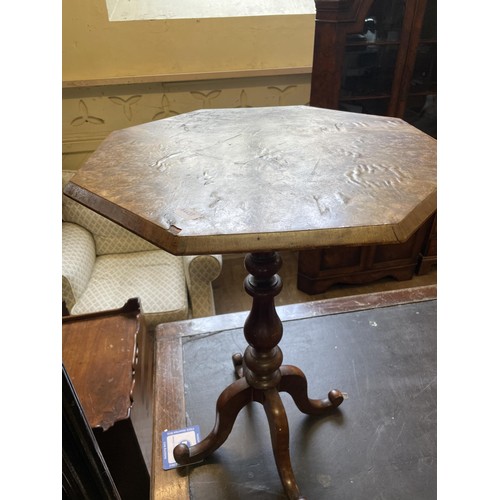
{"left": 64, "top": 106, "right": 436, "bottom": 255}
{"left": 62, "top": 307, "right": 141, "bottom": 430}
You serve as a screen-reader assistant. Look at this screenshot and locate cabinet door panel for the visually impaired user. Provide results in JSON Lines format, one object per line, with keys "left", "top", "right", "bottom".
{"left": 341, "top": 44, "right": 401, "bottom": 98}
{"left": 409, "top": 43, "right": 437, "bottom": 94}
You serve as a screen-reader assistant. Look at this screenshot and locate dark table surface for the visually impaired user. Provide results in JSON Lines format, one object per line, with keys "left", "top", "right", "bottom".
{"left": 152, "top": 287, "right": 437, "bottom": 499}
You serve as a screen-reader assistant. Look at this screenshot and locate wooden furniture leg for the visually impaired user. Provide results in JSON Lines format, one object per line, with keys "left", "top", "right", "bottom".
{"left": 278, "top": 365, "right": 344, "bottom": 415}
{"left": 174, "top": 252, "right": 344, "bottom": 499}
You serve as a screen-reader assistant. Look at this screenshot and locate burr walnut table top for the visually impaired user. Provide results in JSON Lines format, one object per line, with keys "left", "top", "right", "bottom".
{"left": 64, "top": 106, "right": 436, "bottom": 256}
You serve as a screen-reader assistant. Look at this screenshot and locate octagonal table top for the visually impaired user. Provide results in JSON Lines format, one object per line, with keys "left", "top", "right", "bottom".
{"left": 64, "top": 106, "right": 436, "bottom": 255}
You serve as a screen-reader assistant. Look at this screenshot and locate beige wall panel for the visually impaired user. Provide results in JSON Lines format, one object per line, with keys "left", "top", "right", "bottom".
{"left": 63, "top": 0, "right": 315, "bottom": 82}
{"left": 62, "top": 75, "right": 312, "bottom": 171}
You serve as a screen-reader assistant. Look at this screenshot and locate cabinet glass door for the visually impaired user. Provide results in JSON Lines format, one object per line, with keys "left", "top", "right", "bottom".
{"left": 337, "top": 0, "right": 437, "bottom": 138}
{"left": 339, "top": 0, "right": 407, "bottom": 116}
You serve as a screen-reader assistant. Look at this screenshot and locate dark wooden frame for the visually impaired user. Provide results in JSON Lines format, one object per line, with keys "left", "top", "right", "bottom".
{"left": 310, "top": 0, "right": 434, "bottom": 119}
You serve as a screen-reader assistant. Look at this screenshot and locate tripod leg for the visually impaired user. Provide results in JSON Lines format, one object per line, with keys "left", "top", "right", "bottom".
{"left": 279, "top": 365, "right": 343, "bottom": 416}
{"left": 174, "top": 377, "right": 252, "bottom": 465}
{"left": 262, "top": 388, "right": 306, "bottom": 500}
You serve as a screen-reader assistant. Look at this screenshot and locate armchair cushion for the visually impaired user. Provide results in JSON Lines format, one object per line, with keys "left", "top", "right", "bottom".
{"left": 62, "top": 222, "right": 96, "bottom": 311}
{"left": 71, "top": 250, "right": 189, "bottom": 327}
{"left": 62, "top": 169, "right": 223, "bottom": 326}
{"left": 183, "top": 254, "right": 223, "bottom": 318}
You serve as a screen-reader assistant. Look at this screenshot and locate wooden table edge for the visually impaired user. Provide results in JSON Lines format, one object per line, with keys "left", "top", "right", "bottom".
{"left": 151, "top": 329, "right": 190, "bottom": 499}
{"left": 155, "top": 284, "right": 437, "bottom": 340}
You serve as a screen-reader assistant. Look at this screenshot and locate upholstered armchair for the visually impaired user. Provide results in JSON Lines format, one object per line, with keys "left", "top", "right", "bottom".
{"left": 62, "top": 170, "right": 223, "bottom": 329}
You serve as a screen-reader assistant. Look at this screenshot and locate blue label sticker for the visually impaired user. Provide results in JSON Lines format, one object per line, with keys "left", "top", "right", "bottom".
{"left": 162, "top": 425, "right": 202, "bottom": 470}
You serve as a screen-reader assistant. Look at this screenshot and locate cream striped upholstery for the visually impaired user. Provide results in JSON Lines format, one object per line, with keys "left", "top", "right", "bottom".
{"left": 71, "top": 250, "right": 189, "bottom": 325}
{"left": 62, "top": 170, "right": 222, "bottom": 328}
{"left": 184, "top": 254, "right": 223, "bottom": 318}
{"left": 62, "top": 171, "right": 157, "bottom": 255}
{"left": 62, "top": 222, "right": 96, "bottom": 311}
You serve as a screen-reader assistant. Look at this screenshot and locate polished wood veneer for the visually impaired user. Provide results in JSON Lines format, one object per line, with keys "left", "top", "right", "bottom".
{"left": 64, "top": 106, "right": 436, "bottom": 256}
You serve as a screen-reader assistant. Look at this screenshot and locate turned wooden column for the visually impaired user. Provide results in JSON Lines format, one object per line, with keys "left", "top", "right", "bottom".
{"left": 242, "top": 252, "right": 284, "bottom": 390}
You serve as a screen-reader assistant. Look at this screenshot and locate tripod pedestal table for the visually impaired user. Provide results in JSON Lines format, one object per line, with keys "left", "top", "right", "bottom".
{"left": 64, "top": 105, "right": 437, "bottom": 498}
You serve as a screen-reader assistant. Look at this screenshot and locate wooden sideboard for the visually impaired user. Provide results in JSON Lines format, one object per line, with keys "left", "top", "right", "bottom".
{"left": 416, "top": 212, "right": 437, "bottom": 275}
{"left": 62, "top": 298, "right": 153, "bottom": 500}
{"left": 298, "top": 213, "right": 436, "bottom": 294}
